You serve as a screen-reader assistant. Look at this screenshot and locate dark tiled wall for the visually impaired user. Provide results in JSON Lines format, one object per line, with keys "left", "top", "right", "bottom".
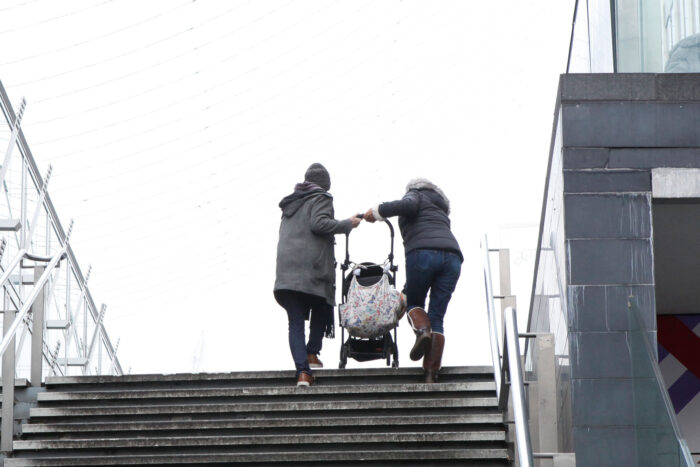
{"left": 557, "top": 73, "right": 700, "bottom": 466}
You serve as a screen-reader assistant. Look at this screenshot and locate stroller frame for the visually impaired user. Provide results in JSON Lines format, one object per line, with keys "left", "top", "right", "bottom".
{"left": 338, "top": 219, "right": 399, "bottom": 369}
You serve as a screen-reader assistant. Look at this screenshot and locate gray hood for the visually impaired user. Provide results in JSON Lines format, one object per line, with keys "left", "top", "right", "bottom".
{"left": 279, "top": 182, "right": 328, "bottom": 217}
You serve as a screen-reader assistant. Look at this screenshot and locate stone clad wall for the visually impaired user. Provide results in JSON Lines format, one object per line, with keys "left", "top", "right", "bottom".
{"left": 531, "top": 73, "right": 700, "bottom": 465}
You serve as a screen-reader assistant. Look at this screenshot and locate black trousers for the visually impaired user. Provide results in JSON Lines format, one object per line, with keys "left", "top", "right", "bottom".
{"left": 274, "top": 290, "right": 329, "bottom": 376}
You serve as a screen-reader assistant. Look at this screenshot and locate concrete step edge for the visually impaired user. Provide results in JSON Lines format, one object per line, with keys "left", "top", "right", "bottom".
{"left": 21, "top": 413, "right": 505, "bottom": 433}
{"left": 13, "top": 431, "right": 508, "bottom": 450}
{"left": 6, "top": 448, "right": 510, "bottom": 465}
{"left": 29, "top": 397, "right": 499, "bottom": 417}
{"left": 36, "top": 382, "right": 496, "bottom": 401}
{"left": 45, "top": 366, "right": 494, "bottom": 386}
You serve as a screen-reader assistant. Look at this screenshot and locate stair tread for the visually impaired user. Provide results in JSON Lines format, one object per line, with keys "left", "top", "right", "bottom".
{"left": 21, "top": 413, "right": 504, "bottom": 433}
{"left": 14, "top": 430, "right": 508, "bottom": 450}
{"left": 6, "top": 448, "right": 510, "bottom": 465}
{"left": 29, "top": 397, "right": 498, "bottom": 417}
{"left": 36, "top": 381, "right": 495, "bottom": 401}
{"left": 45, "top": 366, "right": 494, "bottom": 386}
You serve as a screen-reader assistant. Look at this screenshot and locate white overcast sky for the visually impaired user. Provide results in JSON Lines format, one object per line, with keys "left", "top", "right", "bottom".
{"left": 0, "top": 0, "right": 574, "bottom": 374}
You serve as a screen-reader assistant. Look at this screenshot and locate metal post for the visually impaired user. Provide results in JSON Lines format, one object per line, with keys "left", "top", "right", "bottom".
{"left": 83, "top": 297, "right": 87, "bottom": 361}
{"left": 537, "top": 334, "right": 558, "bottom": 463}
{"left": 20, "top": 161, "right": 27, "bottom": 251}
{"left": 507, "top": 395, "right": 520, "bottom": 467}
{"left": 1, "top": 291, "right": 16, "bottom": 452}
{"left": 528, "top": 368, "right": 541, "bottom": 463}
{"left": 552, "top": 453, "right": 576, "bottom": 467}
{"left": 98, "top": 334, "right": 102, "bottom": 375}
{"left": 505, "top": 306, "right": 534, "bottom": 467}
{"left": 30, "top": 265, "right": 46, "bottom": 387}
{"left": 499, "top": 249, "right": 511, "bottom": 296}
{"left": 481, "top": 235, "right": 502, "bottom": 400}
{"left": 499, "top": 249, "right": 517, "bottom": 311}
{"left": 64, "top": 268, "right": 70, "bottom": 375}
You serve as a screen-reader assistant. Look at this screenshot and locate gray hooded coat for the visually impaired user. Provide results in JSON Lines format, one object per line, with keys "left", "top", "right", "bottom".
{"left": 274, "top": 182, "right": 353, "bottom": 306}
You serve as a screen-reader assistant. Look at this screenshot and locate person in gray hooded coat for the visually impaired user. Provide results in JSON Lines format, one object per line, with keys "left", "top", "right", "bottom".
{"left": 365, "top": 178, "right": 462, "bottom": 383}
{"left": 275, "top": 163, "right": 361, "bottom": 386}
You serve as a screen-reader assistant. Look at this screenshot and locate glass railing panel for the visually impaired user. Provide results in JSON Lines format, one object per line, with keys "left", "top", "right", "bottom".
{"left": 628, "top": 300, "right": 694, "bottom": 466}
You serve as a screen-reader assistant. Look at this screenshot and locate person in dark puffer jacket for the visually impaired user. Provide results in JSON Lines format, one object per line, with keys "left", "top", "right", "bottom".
{"left": 364, "top": 178, "right": 462, "bottom": 383}
{"left": 275, "top": 163, "right": 362, "bottom": 387}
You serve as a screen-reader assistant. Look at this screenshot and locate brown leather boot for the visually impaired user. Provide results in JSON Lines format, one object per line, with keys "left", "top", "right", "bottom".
{"left": 423, "top": 333, "right": 445, "bottom": 383}
{"left": 407, "top": 307, "right": 432, "bottom": 361}
{"left": 307, "top": 354, "right": 323, "bottom": 369}
{"left": 296, "top": 372, "right": 314, "bottom": 387}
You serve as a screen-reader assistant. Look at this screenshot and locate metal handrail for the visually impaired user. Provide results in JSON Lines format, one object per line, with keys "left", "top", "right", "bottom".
{"left": 504, "top": 306, "right": 534, "bottom": 467}
{"left": 0, "top": 248, "right": 65, "bottom": 358}
{"left": 482, "top": 235, "right": 534, "bottom": 467}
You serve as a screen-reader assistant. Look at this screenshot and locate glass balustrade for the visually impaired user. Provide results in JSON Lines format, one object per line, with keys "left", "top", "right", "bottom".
{"left": 628, "top": 299, "right": 694, "bottom": 466}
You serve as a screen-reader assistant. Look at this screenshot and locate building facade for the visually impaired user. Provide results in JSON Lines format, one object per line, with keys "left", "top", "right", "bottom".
{"left": 527, "top": 1, "right": 700, "bottom": 465}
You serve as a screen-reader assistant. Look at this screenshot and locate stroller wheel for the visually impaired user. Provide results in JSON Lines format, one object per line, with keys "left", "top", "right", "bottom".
{"left": 384, "top": 333, "right": 392, "bottom": 366}
{"left": 339, "top": 346, "right": 348, "bottom": 369}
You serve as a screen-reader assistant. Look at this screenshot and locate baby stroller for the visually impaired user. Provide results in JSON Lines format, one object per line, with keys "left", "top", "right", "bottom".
{"left": 338, "top": 219, "right": 400, "bottom": 369}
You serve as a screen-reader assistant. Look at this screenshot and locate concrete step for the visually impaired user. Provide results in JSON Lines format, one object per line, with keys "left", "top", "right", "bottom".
{"left": 44, "top": 366, "right": 493, "bottom": 390}
{"left": 5, "top": 448, "right": 511, "bottom": 465}
{"left": 0, "top": 379, "right": 29, "bottom": 390}
{"left": 29, "top": 396, "right": 498, "bottom": 419}
{"left": 14, "top": 430, "right": 507, "bottom": 450}
{"left": 20, "top": 413, "right": 504, "bottom": 436}
{"left": 35, "top": 381, "right": 495, "bottom": 402}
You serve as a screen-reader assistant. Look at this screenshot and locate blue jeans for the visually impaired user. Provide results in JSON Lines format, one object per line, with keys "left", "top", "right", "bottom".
{"left": 274, "top": 290, "right": 328, "bottom": 376}
{"left": 404, "top": 249, "right": 462, "bottom": 334}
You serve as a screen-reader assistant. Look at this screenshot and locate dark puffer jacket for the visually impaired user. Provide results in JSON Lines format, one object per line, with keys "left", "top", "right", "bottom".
{"left": 275, "top": 182, "right": 353, "bottom": 306}
{"left": 375, "top": 179, "right": 462, "bottom": 261}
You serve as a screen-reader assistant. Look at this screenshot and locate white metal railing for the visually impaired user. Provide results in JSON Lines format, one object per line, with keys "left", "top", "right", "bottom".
{"left": 0, "top": 82, "right": 121, "bottom": 380}
{"left": 482, "top": 234, "right": 534, "bottom": 467}
{"left": 0, "top": 248, "right": 66, "bottom": 358}
{"left": 0, "top": 81, "right": 123, "bottom": 452}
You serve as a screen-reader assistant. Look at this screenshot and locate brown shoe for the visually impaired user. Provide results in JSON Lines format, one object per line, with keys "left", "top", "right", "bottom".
{"left": 297, "top": 372, "right": 314, "bottom": 387}
{"left": 423, "top": 333, "right": 445, "bottom": 384}
{"left": 407, "top": 307, "right": 432, "bottom": 361}
{"left": 307, "top": 353, "right": 323, "bottom": 369}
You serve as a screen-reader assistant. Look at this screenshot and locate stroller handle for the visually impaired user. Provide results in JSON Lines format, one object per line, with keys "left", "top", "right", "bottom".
{"left": 343, "top": 218, "right": 395, "bottom": 270}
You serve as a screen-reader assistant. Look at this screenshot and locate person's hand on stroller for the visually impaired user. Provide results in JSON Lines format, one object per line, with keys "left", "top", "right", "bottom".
{"left": 363, "top": 208, "right": 376, "bottom": 223}
{"left": 350, "top": 214, "right": 362, "bottom": 228}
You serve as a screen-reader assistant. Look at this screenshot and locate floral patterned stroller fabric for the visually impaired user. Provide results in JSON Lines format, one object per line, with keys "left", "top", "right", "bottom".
{"left": 339, "top": 271, "right": 403, "bottom": 339}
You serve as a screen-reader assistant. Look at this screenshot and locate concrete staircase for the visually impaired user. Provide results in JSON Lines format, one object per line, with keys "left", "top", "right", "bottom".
{"left": 5, "top": 366, "right": 510, "bottom": 465}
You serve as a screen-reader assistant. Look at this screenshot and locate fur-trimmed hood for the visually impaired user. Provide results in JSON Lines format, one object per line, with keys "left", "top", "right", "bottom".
{"left": 406, "top": 178, "right": 450, "bottom": 214}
